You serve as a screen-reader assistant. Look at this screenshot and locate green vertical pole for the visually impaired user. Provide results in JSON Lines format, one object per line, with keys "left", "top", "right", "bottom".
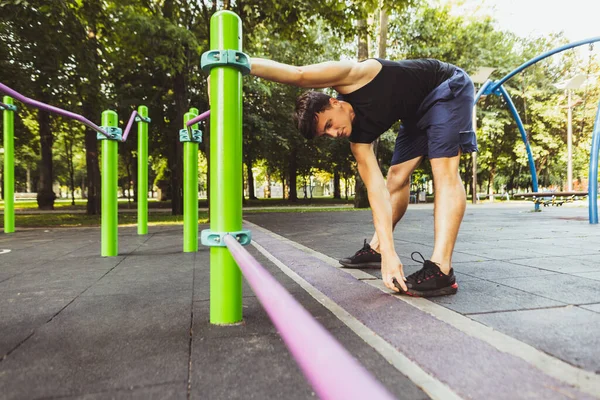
{"left": 2, "top": 96, "right": 15, "bottom": 234}
{"left": 101, "top": 110, "right": 119, "bottom": 256}
{"left": 137, "top": 105, "right": 149, "bottom": 235}
{"left": 210, "top": 11, "right": 243, "bottom": 324}
{"left": 183, "top": 107, "right": 199, "bottom": 252}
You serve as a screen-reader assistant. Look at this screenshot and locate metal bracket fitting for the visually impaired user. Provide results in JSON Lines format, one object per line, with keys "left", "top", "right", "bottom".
{"left": 179, "top": 128, "right": 202, "bottom": 143}
{"left": 201, "top": 50, "right": 251, "bottom": 76}
{"left": 97, "top": 126, "right": 123, "bottom": 141}
{"left": 201, "top": 229, "right": 252, "bottom": 247}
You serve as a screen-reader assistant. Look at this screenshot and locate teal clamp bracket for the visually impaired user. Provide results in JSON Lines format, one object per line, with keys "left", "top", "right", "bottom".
{"left": 201, "top": 229, "right": 252, "bottom": 247}
{"left": 0, "top": 103, "right": 17, "bottom": 112}
{"left": 201, "top": 49, "right": 251, "bottom": 76}
{"left": 97, "top": 126, "right": 123, "bottom": 141}
{"left": 179, "top": 128, "right": 202, "bottom": 143}
{"left": 135, "top": 115, "right": 151, "bottom": 123}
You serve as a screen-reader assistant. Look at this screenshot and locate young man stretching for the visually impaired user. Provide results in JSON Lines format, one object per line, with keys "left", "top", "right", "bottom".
{"left": 248, "top": 57, "right": 476, "bottom": 297}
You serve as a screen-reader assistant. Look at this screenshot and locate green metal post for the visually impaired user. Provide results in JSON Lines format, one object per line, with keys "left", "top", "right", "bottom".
{"left": 209, "top": 11, "right": 243, "bottom": 324}
{"left": 137, "top": 105, "right": 149, "bottom": 235}
{"left": 2, "top": 96, "right": 15, "bottom": 233}
{"left": 183, "top": 107, "right": 199, "bottom": 252}
{"left": 101, "top": 110, "right": 119, "bottom": 256}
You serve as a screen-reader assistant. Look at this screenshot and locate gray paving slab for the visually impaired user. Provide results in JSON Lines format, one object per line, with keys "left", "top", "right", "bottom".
{"left": 0, "top": 290, "right": 78, "bottom": 357}
{"left": 83, "top": 253, "right": 194, "bottom": 296}
{"left": 490, "top": 274, "right": 600, "bottom": 304}
{"left": 571, "top": 271, "right": 600, "bottom": 281}
{"left": 452, "top": 259, "right": 559, "bottom": 280}
{"left": 581, "top": 303, "right": 600, "bottom": 313}
{"left": 471, "top": 306, "right": 600, "bottom": 372}
{"left": 0, "top": 292, "right": 191, "bottom": 400}
{"left": 57, "top": 383, "right": 187, "bottom": 400}
{"left": 429, "top": 278, "right": 567, "bottom": 314}
{"left": 508, "top": 255, "right": 600, "bottom": 274}
{"left": 190, "top": 332, "right": 315, "bottom": 400}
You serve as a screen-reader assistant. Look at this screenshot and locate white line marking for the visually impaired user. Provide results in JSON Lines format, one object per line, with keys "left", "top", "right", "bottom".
{"left": 0, "top": 249, "right": 11, "bottom": 255}
{"left": 246, "top": 221, "right": 600, "bottom": 399}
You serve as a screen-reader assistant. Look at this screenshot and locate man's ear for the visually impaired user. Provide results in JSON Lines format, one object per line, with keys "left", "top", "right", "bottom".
{"left": 329, "top": 97, "right": 340, "bottom": 107}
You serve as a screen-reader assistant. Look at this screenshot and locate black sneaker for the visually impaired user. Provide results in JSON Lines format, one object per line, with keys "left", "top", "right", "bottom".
{"left": 394, "top": 252, "right": 458, "bottom": 297}
{"left": 339, "top": 239, "right": 382, "bottom": 268}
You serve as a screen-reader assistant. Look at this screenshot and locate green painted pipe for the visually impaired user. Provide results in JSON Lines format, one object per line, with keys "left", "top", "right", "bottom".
{"left": 2, "top": 96, "right": 14, "bottom": 233}
{"left": 137, "top": 105, "right": 149, "bottom": 235}
{"left": 209, "top": 11, "right": 243, "bottom": 324}
{"left": 101, "top": 110, "right": 119, "bottom": 256}
{"left": 183, "top": 107, "right": 199, "bottom": 252}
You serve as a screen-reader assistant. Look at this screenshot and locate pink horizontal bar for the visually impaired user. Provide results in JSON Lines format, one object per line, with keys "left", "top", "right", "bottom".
{"left": 223, "top": 234, "right": 396, "bottom": 400}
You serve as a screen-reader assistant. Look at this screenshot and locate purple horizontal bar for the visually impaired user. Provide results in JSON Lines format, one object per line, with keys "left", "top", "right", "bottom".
{"left": 223, "top": 235, "right": 396, "bottom": 400}
{"left": 121, "top": 110, "right": 138, "bottom": 142}
{"left": 185, "top": 110, "right": 210, "bottom": 127}
{"left": 0, "top": 82, "right": 110, "bottom": 138}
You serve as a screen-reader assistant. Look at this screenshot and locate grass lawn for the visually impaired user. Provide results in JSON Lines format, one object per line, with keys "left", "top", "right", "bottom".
{"left": 0, "top": 197, "right": 360, "bottom": 229}
{"left": 1, "top": 196, "right": 355, "bottom": 211}
{"left": 0, "top": 212, "right": 209, "bottom": 228}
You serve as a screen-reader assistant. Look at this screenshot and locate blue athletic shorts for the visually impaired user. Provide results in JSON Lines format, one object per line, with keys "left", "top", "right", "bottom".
{"left": 390, "top": 67, "right": 477, "bottom": 165}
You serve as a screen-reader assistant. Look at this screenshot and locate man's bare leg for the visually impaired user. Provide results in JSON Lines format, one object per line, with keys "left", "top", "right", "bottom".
{"left": 369, "top": 155, "right": 423, "bottom": 253}
{"left": 429, "top": 153, "right": 465, "bottom": 275}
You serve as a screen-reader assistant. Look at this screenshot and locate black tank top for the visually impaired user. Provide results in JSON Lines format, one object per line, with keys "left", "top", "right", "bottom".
{"left": 338, "top": 58, "right": 455, "bottom": 144}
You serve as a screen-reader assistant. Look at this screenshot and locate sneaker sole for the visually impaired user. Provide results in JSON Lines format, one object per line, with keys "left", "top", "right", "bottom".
{"left": 339, "top": 261, "right": 381, "bottom": 269}
{"left": 399, "top": 283, "right": 458, "bottom": 298}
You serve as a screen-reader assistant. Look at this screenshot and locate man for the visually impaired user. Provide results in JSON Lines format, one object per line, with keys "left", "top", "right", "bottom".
{"left": 248, "top": 57, "right": 476, "bottom": 297}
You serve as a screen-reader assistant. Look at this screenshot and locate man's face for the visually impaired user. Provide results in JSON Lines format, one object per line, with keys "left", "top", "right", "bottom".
{"left": 315, "top": 99, "right": 354, "bottom": 139}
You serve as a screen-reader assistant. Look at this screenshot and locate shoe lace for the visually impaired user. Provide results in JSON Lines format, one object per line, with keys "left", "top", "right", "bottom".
{"left": 354, "top": 239, "right": 372, "bottom": 256}
{"left": 409, "top": 251, "right": 438, "bottom": 282}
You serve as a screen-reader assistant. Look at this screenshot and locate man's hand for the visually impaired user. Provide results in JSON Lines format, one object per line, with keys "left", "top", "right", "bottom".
{"left": 381, "top": 252, "right": 406, "bottom": 292}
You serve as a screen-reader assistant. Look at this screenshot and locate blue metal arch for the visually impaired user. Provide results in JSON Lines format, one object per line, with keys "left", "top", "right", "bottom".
{"left": 474, "top": 36, "right": 600, "bottom": 222}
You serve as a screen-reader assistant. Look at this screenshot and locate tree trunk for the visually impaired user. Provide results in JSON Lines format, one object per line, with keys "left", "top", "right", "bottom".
{"left": 65, "top": 138, "right": 76, "bottom": 206}
{"left": 83, "top": 101, "right": 101, "bottom": 214}
{"left": 170, "top": 70, "right": 187, "bottom": 215}
{"left": 353, "top": 18, "right": 371, "bottom": 209}
{"left": 378, "top": 2, "right": 388, "bottom": 59}
{"left": 37, "top": 94, "right": 56, "bottom": 210}
{"left": 126, "top": 155, "right": 133, "bottom": 208}
{"left": 81, "top": 9, "right": 102, "bottom": 215}
{"left": 26, "top": 166, "right": 32, "bottom": 192}
{"left": 288, "top": 149, "right": 298, "bottom": 202}
{"left": 333, "top": 168, "right": 341, "bottom": 199}
{"left": 246, "top": 159, "right": 256, "bottom": 199}
{"left": 265, "top": 169, "right": 271, "bottom": 198}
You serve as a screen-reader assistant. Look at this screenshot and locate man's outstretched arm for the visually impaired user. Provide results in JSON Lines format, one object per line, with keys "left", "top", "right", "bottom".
{"left": 351, "top": 142, "right": 407, "bottom": 293}
{"left": 250, "top": 58, "right": 363, "bottom": 89}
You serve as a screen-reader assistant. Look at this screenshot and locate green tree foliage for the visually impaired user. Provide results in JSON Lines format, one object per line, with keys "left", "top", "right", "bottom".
{"left": 1, "top": 0, "right": 598, "bottom": 213}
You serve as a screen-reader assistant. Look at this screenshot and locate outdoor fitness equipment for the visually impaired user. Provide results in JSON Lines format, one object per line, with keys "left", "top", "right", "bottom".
{"left": 1, "top": 96, "right": 16, "bottom": 233}
{"left": 196, "top": 10, "right": 395, "bottom": 399}
{"left": 180, "top": 108, "right": 209, "bottom": 253}
{"left": 474, "top": 36, "right": 600, "bottom": 223}
{"left": 0, "top": 83, "right": 151, "bottom": 248}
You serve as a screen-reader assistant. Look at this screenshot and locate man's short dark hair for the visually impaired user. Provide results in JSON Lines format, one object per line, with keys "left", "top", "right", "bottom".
{"left": 293, "top": 91, "right": 332, "bottom": 140}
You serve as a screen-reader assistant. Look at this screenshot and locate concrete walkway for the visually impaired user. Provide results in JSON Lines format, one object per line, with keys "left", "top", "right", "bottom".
{"left": 0, "top": 202, "right": 599, "bottom": 399}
